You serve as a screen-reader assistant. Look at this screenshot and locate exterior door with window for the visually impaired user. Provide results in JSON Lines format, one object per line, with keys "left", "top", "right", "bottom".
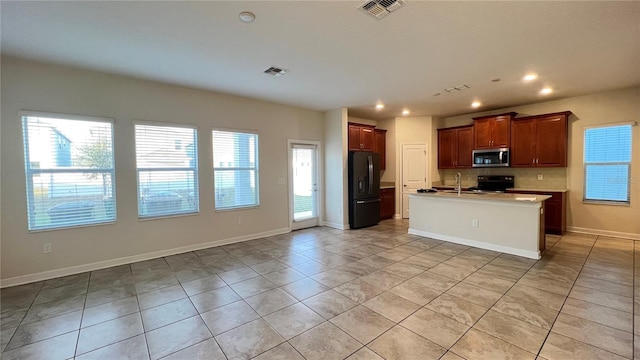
{"left": 289, "top": 142, "right": 319, "bottom": 230}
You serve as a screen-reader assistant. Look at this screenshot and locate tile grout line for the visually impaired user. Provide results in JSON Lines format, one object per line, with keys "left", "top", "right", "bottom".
{"left": 535, "top": 235, "right": 637, "bottom": 359}
{"left": 531, "top": 234, "right": 597, "bottom": 359}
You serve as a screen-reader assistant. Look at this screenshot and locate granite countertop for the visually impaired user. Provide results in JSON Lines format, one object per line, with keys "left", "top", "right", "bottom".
{"left": 434, "top": 185, "right": 567, "bottom": 193}
{"left": 410, "top": 191, "right": 551, "bottom": 204}
{"left": 507, "top": 188, "right": 568, "bottom": 193}
{"left": 380, "top": 182, "right": 395, "bottom": 189}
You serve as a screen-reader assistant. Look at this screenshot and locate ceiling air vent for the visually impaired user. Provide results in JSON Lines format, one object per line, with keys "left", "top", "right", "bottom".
{"left": 359, "top": 0, "right": 406, "bottom": 19}
{"left": 264, "top": 66, "right": 288, "bottom": 77}
{"left": 444, "top": 84, "right": 470, "bottom": 93}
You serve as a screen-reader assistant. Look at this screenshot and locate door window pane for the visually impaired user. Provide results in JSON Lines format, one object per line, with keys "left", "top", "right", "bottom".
{"left": 293, "top": 147, "right": 316, "bottom": 221}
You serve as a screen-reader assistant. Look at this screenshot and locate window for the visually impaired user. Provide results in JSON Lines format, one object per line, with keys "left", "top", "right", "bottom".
{"left": 22, "top": 113, "right": 116, "bottom": 230}
{"left": 584, "top": 124, "right": 632, "bottom": 203}
{"left": 212, "top": 130, "right": 259, "bottom": 210}
{"left": 135, "top": 124, "right": 198, "bottom": 217}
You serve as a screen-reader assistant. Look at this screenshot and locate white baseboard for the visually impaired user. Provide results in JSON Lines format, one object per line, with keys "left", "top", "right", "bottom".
{"left": 409, "top": 228, "right": 540, "bottom": 260}
{"left": 567, "top": 226, "right": 639, "bottom": 240}
{"left": 393, "top": 214, "right": 402, "bottom": 219}
{"left": 0, "top": 227, "right": 291, "bottom": 288}
{"left": 323, "top": 221, "right": 348, "bottom": 230}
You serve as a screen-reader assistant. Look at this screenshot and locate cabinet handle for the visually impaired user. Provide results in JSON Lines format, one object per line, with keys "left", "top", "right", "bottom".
{"left": 536, "top": 158, "right": 539, "bottom": 164}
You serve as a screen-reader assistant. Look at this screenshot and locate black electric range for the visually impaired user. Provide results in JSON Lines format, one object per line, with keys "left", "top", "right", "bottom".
{"left": 467, "top": 175, "right": 514, "bottom": 193}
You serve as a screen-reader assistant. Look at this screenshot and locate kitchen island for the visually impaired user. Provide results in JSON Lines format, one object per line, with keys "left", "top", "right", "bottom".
{"left": 408, "top": 191, "right": 550, "bottom": 259}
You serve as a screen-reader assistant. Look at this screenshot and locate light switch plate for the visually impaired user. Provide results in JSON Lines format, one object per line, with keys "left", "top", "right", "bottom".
{"left": 537, "top": 174, "right": 544, "bottom": 181}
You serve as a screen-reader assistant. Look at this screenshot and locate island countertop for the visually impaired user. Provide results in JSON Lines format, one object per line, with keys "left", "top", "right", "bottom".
{"left": 408, "top": 191, "right": 548, "bottom": 259}
{"left": 411, "top": 191, "right": 551, "bottom": 204}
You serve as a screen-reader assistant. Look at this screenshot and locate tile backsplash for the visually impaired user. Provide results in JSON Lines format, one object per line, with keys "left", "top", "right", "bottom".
{"left": 438, "top": 167, "right": 567, "bottom": 190}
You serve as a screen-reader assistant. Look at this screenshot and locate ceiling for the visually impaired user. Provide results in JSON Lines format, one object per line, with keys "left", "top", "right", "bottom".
{"left": 1, "top": 1, "right": 639, "bottom": 120}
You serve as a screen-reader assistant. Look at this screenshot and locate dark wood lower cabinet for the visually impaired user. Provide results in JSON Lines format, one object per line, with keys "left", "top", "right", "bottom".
{"left": 380, "top": 188, "right": 395, "bottom": 220}
{"left": 507, "top": 190, "right": 566, "bottom": 235}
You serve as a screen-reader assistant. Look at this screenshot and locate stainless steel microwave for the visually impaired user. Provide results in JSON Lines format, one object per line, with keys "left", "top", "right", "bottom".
{"left": 472, "top": 148, "right": 510, "bottom": 167}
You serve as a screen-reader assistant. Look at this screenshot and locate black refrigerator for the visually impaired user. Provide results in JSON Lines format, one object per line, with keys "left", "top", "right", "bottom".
{"left": 348, "top": 151, "right": 381, "bottom": 229}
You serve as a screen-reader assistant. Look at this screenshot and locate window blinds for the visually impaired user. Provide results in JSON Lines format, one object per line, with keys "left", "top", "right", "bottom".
{"left": 212, "top": 130, "right": 259, "bottom": 210}
{"left": 135, "top": 124, "right": 198, "bottom": 217}
{"left": 584, "top": 124, "right": 632, "bottom": 203}
{"left": 22, "top": 114, "right": 116, "bottom": 230}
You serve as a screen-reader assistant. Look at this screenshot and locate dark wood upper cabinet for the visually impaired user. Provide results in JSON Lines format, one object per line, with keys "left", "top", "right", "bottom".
{"left": 374, "top": 129, "right": 387, "bottom": 170}
{"left": 472, "top": 112, "right": 517, "bottom": 149}
{"left": 438, "top": 125, "right": 474, "bottom": 169}
{"left": 456, "top": 126, "right": 474, "bottom": 168}
{"left": 511, "top": 111, "right": 571, "bottom": 167}
{"left": 348, "top": 123, "right": 376, "bottom": 151}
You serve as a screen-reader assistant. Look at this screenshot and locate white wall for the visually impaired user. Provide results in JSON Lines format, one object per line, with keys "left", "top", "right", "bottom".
{"left": 439, "top": 87, "right": 640, "bottom": 238}
{"left": 0, "top": 57, "right": 324, "bottom": 284}
{"left": 323, "top": 108, "right": 348, "bottom": 229}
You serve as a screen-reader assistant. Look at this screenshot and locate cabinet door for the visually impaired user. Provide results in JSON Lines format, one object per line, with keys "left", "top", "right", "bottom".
{"left": 511, "top": 119, "right": 536, "bottom": 167}
{"left": 491, "top": 116, "right": 511, "bottom": 148}
{"left": 438, "top": 129, "right": 457, "bottom": 168}
{"left": 473, "top": 118, "right": 493, "bottom": 149}
{"left": 360, "top": 126, "right": 375, "bottom": 151}
{"left": 456, "top": 127, "right": 474, "bottom": 168}
{"left": 374, "top": 129, "right": 387, "bottom": 170}
{"left": 544, "top": 199, "right": 562, "bottom": 234}
{"left": 536, "top": 115, "right": 567, "bottom": 167}
{"left": 380, "top": 189, "right": 395, "bottom": 219}
{"left": 348, "top": 125, "right": 361, "bottom": 151}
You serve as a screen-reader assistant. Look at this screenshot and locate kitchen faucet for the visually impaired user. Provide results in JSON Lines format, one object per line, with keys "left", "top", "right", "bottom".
{"left": 455, "top": 173, "right": 462, "bottom": 195}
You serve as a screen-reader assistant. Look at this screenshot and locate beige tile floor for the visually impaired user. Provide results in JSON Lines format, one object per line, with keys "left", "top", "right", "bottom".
{"left": 0, "top": 219, "right": 637, "bottom": 359}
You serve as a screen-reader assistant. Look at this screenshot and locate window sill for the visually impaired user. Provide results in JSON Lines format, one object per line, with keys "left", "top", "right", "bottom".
{"left": 582, "top": 200, "right": 630, "bottom": 207}
{"left": 138, "top": 211, "right": 199, "bottom": 221}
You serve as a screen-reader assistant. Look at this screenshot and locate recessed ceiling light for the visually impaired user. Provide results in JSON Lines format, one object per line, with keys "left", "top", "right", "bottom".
{"left": 376, "top": 103, "right": 384, "bottom": 110}
{"left": 471, "top": 101, "right": 482, "bottom": 108}
{"left": 402, "top": 109, "right": 410, "bottom": 115}
{"left": 433, "top": 93, "right": 441, "bottom": 97}
{"left": 491, "top": 78, "right": 501, "bottom": 82}
{"left": 239, "top": 11, "right": 255, "bottom": 23}
{"left": 540, "top": 87, "right": 553, "bottom": 95}
{"left": 523, "top": 73, "right": 538, "bottom": 81}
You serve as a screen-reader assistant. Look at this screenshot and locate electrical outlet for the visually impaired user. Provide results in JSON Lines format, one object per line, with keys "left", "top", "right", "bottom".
{"left": 43, "top": 243, "right": 52, "bottom": 254}
{"left": 537, "top": 174, "right": 544, "bottom": 181}
{"left": 237, "top": 217, "right": 243, "bottom": 225}
{"left": 471, "top": 219, "right": 479, "bottom": 227}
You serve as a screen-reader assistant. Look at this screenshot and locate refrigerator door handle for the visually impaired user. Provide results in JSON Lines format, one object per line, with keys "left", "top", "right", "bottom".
{"left": 368, "top": 155, "right": 373, "bottom": 194}
{"left": 356, "top": 199, "right": 381, "bottom": 204}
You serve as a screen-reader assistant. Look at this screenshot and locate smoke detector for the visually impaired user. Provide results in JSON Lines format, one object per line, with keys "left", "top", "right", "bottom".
{"left": 359, "top": 0, "right": 406, "bottom": 19}
{"left": 264, "top": 66, "right": 288, "bottom": 77}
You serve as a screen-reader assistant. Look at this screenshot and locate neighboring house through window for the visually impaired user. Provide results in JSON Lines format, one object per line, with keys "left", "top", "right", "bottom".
{"left": 584, "top": 123, "right": 633, "bottom": 204}
{"left": 135, "top": 123, "right": 199, "bottom": 217}
{"left": 22, "top": 113, "right": 116, "bottom": 230}
{"left": 212, "top": 129, "right": 259, "bottom": 210}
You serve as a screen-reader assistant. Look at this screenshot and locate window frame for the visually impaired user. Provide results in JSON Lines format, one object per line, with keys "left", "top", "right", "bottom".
{"left": 134, "top": 121, "right": 200, "bottom": 219}
{"left": 21, "top": 111, "right": 117, "bottom": 231}
{"left": 583, "top": 122, "right": 634, "bottom": 205}
{"left": 212, "top": 128, "right": 260, "bottom": 211}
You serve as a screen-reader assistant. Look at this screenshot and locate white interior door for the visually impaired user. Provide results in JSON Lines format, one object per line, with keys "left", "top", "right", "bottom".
{"left": 289, "top": 141, "right": 320, "bottom": 230}
{"left": 402, "top": 143, "right": 427, "bottom": 219}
